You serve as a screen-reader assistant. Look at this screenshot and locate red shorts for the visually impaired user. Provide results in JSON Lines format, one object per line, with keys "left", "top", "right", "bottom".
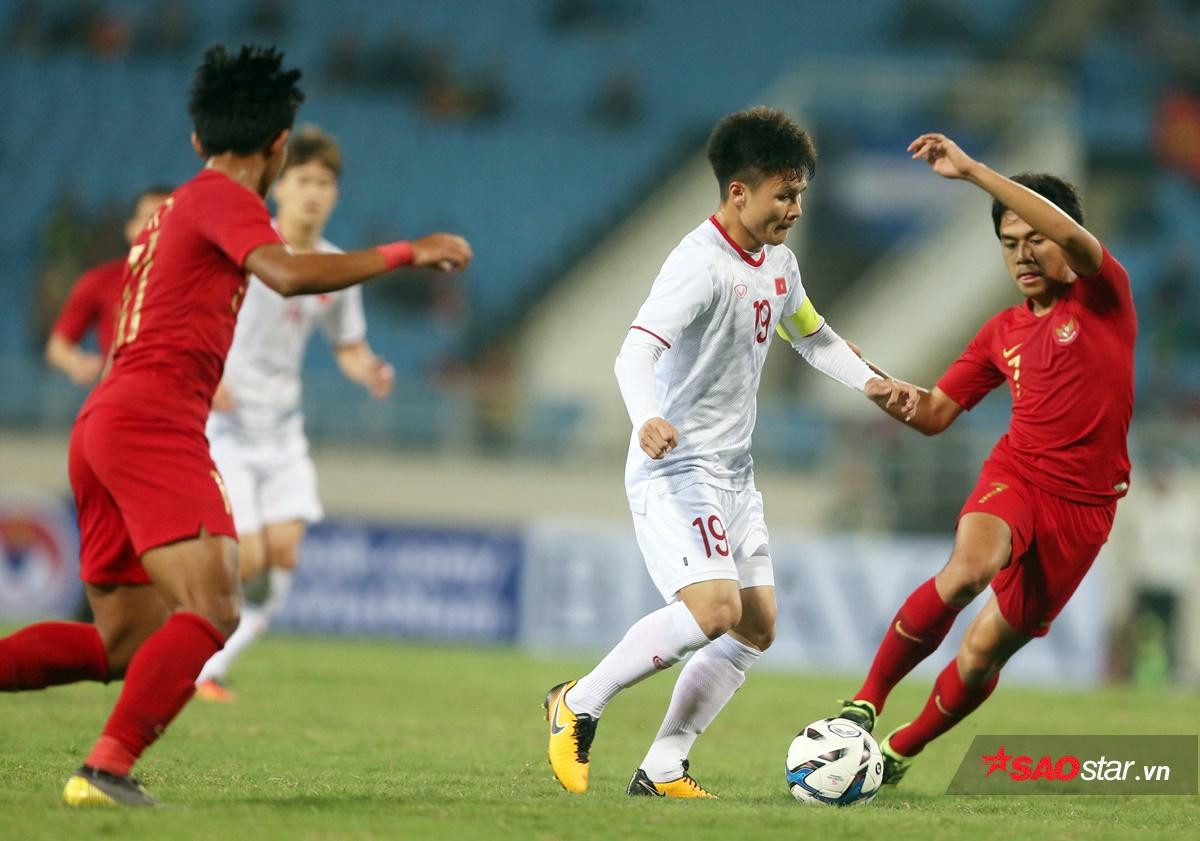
{"left": 68, "top": 404, "right": 238, "bottom": 586}
{"left": 959, "top": 458, "right": 1116, "bottom": 637}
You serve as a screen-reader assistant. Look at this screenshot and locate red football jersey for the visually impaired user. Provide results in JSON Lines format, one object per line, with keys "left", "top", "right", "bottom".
{"left": 83, "top": 169, "right": 283, "bottom": 426}
{"left": 937, "top": 244, "right": 1136, "bottom": 504}
{"left": 51, "top": 257, "right": 125, "bottom": 357}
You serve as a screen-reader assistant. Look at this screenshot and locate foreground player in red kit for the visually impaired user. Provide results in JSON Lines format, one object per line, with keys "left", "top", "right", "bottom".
{"left": 0, "top": 45, "right": 471, "bottom": 807}
{"left": 44, "top": 185, "right": 172, "bottom": 385}
{"left": 835, "top": 133, "right": 1136, "bottom": 785}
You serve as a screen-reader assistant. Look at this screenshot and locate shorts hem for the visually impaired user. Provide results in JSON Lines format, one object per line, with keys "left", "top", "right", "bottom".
{"left": 661, "top": 570, "right": 740, "bottom": 602}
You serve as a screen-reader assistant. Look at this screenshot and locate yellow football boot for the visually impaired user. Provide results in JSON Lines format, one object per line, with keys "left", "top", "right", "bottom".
{"left": 63, "top": 766, "right": 156, "bottom": 807}
{"left": 544, "top": 680, "right": 598, "bottom": 794}
{"left": 627, "top": 762, "right": 717, "bottom": 798}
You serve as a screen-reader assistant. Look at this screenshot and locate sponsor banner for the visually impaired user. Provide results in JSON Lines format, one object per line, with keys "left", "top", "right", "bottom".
{"left": 276, "top": 520, "right": 522, "bottom": 642}
{"left": 947, "top": 735, "right": 1198, "bottom": 795}
{"left": 0, "top": 490, "right": 82, "bottom": 620}
{"left": 521, "top": 522, "right": 1108, "bottom": 685}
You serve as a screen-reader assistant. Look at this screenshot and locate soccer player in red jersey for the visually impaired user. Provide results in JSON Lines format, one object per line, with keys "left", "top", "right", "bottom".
{"left": 0, "top": 45, "right": 472, "bottom": 807}
{"left": 44, "top": 185, "right": 172, "bottom": 385}
{"left": 835, "top": 133, "right": 1136, "bottom": 786}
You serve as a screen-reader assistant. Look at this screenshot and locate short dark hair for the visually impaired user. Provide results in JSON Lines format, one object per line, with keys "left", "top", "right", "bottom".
{"left": 188, "top": 45, "right": 304, "bottom": 157}
{"left": 281, "top": 125, "right": 343, "bottom": 178}
{"left": 131, "top": 184, "right": 174, "bottom": 213}
{"left": 706, "top": 106, "right": 817, "bottom": 199}
{"left": 991, "top": 173, "right": 1083, "bottom": 237}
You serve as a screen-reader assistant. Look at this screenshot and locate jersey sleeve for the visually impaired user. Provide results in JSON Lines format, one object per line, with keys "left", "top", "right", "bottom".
{"left": 776, "top": 254, "right": 825, "bottom": 340}
{"left": 51, "top": 267, "right": 104, "bottom": 343}
{"left": 320, "top": 286, "right": 368, "bottom": 346}
{"left": 627, "top": 252, "right": 715, "bottom": 348}
{"left": 1076, "top": 243, "right": 1132, "bottom": 315}
{"left": 192, "top": 178, "right": 284, "bottom": 269}
{"left": 936, "top": 317, "right": 1005, "bottom": 411}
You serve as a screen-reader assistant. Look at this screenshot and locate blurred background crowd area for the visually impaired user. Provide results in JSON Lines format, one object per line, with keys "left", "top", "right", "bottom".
{"left": 1, "top": 0, "right": 1198, "bottom": 684}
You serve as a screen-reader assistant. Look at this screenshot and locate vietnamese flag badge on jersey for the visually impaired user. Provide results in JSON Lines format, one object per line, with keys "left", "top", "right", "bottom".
{"left": 775, "top": 277, "right": 787, "bottom": 296}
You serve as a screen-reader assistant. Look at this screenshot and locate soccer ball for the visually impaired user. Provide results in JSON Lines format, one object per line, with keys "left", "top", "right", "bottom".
{"left": 785, "top": 717, "right": 883, "bottom": 806}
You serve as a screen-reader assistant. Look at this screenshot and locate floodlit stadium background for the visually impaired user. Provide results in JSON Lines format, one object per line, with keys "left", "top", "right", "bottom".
{"left": 1, "top": 0, "right": 1197, "bottom": 688}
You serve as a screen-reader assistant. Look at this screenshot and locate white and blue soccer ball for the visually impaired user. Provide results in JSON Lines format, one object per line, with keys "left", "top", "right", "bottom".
{"left": 786, "top": 717, "right": 883, "bottom": 806}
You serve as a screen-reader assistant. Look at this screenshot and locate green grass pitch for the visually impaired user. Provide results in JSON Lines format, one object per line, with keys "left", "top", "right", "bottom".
{"left": 2, "top": 635, "right": 1197, "bottom": 840}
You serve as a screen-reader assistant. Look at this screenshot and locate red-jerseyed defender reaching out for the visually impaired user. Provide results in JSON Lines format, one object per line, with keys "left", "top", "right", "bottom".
{"left": 0, "top": 44, "right": 471, "bottom": 807}
{"left": 835, "top": 133, "right": 1136, "bottom": 787}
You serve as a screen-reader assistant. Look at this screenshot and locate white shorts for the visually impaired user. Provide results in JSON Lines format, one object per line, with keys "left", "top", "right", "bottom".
{"left": 209, "top": 433, "right": 323, "bottom": 536}
{"left": 631, "top": 481, "right": 774, "bottom": 603}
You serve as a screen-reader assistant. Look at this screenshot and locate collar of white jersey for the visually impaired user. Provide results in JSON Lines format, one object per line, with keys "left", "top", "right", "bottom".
{"left": 707, "top": 215, "right": 766, "bottom": 268}
{"left": 270, "top": 218, "right": 335, "bottom": 255}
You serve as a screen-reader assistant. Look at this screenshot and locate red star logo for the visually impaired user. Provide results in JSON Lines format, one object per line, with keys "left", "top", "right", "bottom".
{"left": 982, "top": 744, "right": 1012, "bottom": 777}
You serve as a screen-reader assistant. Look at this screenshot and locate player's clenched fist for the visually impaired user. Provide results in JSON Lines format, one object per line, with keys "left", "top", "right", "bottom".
{"left": 411, "top": 233, "right": 473, "bottom": 271}
{"left": 638, "top": 417, "right": 678, "bottom": 460}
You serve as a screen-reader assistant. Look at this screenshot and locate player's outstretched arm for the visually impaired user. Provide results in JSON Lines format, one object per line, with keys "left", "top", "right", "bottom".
{"left": 246, "top": 233, "right": 473, "bottom": 297}
{"left": 335, "top": 341, "right": 395, "bottom": 399}
{"left": 869, "top": 382, "right": 963, "bottom": 436}
{"left": 908, "top": 133, "right": 1103, "bottom": 277}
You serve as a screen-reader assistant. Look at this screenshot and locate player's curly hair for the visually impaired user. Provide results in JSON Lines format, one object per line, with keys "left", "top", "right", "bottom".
{"left": 992, "top": 173, "right": 1083, "bottom": 236}
{"left": 706, "top": 106, "right": 817, "bottom": 199}
{"left": 189, "top": 45, "right": 305, "bottom": 157}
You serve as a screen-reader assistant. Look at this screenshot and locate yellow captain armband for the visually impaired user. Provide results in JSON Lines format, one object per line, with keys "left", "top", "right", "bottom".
{"left": 776, "top": 297, "right": 825, "bottom": 342}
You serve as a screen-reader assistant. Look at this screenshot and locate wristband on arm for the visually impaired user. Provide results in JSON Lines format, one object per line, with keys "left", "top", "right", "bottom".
{"left": 377, "top": 241, "right": 415, "bottom": 270}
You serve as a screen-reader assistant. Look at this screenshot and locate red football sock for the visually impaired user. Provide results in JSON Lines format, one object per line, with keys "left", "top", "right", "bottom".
{"left": 855, "top": 577, "right": 960, "bottom": 713}
{"left": 85, "top": 612, "right": 224, "bottom": 776}
{"left": 889, "top": 659, "right": 999, "bottom": 757}
{"left": 0, "top": 622, "right": 109, "bottom": 690}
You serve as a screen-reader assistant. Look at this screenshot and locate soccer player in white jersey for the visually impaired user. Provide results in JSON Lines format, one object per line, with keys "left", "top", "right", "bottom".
{"left": 544, "top": 107, "right": 919, "bottom": 797}
{"left": 195, "top": 126, "right": 397, "bottom": 701}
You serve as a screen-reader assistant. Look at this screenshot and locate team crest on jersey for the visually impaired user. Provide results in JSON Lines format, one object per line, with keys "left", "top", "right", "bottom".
{"left": 1054, "top": 317, "right": 1079, "bottom": 345}
{"left": 734, "top": 283, "right": 748, "bottom": 299}
{"left": 775, "top": 277, "right": 787, "bottom": 296}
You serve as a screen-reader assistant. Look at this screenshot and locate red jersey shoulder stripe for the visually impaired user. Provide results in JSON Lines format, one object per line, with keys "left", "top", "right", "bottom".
{"left": 630, "top": 325, "right": 670, "bottom": 348}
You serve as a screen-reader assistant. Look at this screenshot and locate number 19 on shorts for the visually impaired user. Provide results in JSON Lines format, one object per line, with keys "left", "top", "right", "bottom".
{"left": 691, "top": 515, "right": 729, "bottom": 558}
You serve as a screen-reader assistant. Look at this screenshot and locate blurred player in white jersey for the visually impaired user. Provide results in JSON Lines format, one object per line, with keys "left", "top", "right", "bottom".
{"left": 544, "top": 107, "right": 919, "bottom": 797}
{"left": 196, "top": 126, "right": 395, "bottom": 701}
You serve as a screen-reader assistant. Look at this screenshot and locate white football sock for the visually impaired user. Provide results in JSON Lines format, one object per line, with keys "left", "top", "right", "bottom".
{"left": 196, "top": 604, "right": 267, "bottom": 683}
{"left": 640, "top": 632, "right": 762, "bottom": 782}
{"left": 565, "top": 600, "right": 710, "bottom": 719}
{"left": 260, "top": 567, "right": 294, "bottom": 617}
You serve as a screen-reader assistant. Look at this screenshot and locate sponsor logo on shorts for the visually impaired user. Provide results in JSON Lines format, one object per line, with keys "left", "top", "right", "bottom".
{"left": 978, "top": 482, "right": 1009, "bottom": 504}
{"left": 1054, "top": 317, "right": 1079, "bottom": 345}
{"left": 652, "top": 655, "right": 669, "bottom": 670}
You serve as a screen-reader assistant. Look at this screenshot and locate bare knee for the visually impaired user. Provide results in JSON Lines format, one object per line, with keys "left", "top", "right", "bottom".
{"left": 733, "top": 604, "right": 777, "bottom": 651}
{"left": 690, "top": 596, "right": 742, "bottom": 640}
{"left": 957, "top": 632, "right": 1004, "bottom": 687}
{"left": 238, "top": 533, "right": 266, "bottom": 583}
{"left": 735, "top": 624, "right": 775, "bottom": 652}
{"left": 184, "top": 593, "right": 242, "bottom": 639}
{"left": 938, "top": 549, "right": 1003, "bottom": 609}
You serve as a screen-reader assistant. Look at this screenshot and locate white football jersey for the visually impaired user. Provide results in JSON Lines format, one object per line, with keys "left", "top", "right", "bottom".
{"left": 209, "top": 231, "right": 366, "bottom": 441}
{"left": 624, "top": 216, "right": 808, "bottom": 497}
